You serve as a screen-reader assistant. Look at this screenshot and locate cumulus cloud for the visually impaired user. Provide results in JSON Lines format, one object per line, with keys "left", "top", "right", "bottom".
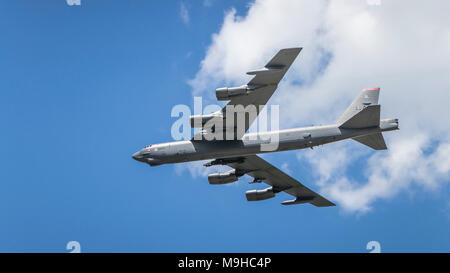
{"left": 300, "top": 135, "right": 450, "bottom": 213}
{"left": 186, "top": 0, "right": 450, "bottom": 213}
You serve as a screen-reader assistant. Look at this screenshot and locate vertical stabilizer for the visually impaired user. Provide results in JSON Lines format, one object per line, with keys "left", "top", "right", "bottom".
{"left": 337, "top": 88, "right": 380, "bottom": 126}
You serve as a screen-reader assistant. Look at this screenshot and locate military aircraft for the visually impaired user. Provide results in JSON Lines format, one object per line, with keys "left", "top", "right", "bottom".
{"left": 132, "top": 47, "right": 399, "bottom": 207}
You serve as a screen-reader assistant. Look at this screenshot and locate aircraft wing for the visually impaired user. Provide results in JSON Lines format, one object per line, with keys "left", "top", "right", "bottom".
{"left": 194, "top": 48, "right": 302, "bottom": 140}
{"left": 225, "top": 155, "right": 335, "bottom": 207}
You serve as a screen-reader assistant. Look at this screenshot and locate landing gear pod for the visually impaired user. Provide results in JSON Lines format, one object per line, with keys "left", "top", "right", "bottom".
{"left": 246, "top": 187, "right": 276, "bottom": 201}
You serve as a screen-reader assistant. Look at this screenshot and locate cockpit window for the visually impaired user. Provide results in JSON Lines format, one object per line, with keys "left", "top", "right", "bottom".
{"left": 144, "top": 145, "right": 152, "bottom": 151}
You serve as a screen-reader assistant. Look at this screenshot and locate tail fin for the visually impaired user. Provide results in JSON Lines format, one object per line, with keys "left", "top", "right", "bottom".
{"left": 337, "top": 88, "right": 380, "bottom": 129}
{"left": 337, "top": 87, "right": 389, "bottom": 150}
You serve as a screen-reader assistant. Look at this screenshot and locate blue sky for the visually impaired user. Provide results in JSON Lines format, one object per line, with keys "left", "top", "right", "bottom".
{"left": 1, "top": 0, "right": 449, "bottom": 253}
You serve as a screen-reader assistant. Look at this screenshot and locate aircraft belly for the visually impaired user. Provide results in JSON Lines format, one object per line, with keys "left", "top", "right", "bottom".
{"left": 156, "top": 125, "right": 371, "bottom": 165}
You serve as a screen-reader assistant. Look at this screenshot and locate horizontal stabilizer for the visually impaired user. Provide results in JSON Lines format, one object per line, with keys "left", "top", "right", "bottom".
{"left": 353, "top": 132, "right": 387, "bottom": 150}
{"left": 339, "top": 104, "right": 380, "bottom": 129}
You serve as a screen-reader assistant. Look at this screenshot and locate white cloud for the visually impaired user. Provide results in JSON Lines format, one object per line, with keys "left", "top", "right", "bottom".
{"left": 280, "top": 162, "right": 292, "bottom": 175}
{"left": 305, "top": 135, "right": 450, "bottom": 213}
{"left": 180, "top": 2, "right": 190, "bottom": 25}
{"left": 186, "top": 0, "right": 450, "bottom": 213}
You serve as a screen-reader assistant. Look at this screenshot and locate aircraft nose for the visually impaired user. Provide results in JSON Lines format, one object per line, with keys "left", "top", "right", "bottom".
{"left": 132, "top": 151, "right": 141, "bottom": 161}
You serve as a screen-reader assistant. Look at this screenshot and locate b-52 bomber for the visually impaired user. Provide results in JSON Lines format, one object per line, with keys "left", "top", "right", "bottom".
{"left": 132, "top": 47, "right": 399, "bottom": 207}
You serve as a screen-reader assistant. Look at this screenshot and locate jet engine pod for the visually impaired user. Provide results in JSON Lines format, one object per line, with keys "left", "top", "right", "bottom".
{"left": 246, "top": 187, "right": 276, "bottom": 201}
{"left": 189, "top": 113, "right": 222, "bottom": 128}
{"left": 208, "top": 170, "right": 239, "bottom": 185}
{"left": 216, "top": 85, "right": 263, "bottom": 101}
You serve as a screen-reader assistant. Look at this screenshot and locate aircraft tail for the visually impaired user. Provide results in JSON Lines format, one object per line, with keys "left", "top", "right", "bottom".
{"left": 336, "top": 87, "right": 381, "bottom": 129}
{"left": 336, "top": 87, "right": 388, "bottom": 150}
{"left": 353, "top": 133, "right": 387, "bottom": 150}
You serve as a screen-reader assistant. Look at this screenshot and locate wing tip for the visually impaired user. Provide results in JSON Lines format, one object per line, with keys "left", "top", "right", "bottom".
{"left": 280, "top": 47, "right": 303, "bottom": 53}
{"left": 311, "top": 199, "right": 336, "bottom": 207}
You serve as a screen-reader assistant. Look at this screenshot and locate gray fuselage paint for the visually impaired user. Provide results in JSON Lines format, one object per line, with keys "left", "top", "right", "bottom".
{"left": 133, "top": 119, "right": 398, "bottom": 166}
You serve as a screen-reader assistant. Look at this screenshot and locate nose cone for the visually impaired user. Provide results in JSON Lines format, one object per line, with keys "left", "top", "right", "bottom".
{"left": 132, "top": 151, "right": 141, "bottom": 161}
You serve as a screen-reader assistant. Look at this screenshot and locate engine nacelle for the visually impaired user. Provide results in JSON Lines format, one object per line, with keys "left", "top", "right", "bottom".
{"left": 246, "top": 187, "right": 276, "bottom": 201}
{"left": 208, "top": 170, "right": 239, "bottom": 185}
{"left": 216, "top": 85, "right": 249, "bottom": 101}
{"left": 216, "top": 84, "right": 264, "bottom": 101}
{"left": 189, "top": 113, "right": 222, "bottom": 128}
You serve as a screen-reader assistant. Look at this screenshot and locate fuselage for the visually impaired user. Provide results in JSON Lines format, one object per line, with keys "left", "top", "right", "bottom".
{"left": 132, "top": 118, "right": 399, "bottom": 166}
